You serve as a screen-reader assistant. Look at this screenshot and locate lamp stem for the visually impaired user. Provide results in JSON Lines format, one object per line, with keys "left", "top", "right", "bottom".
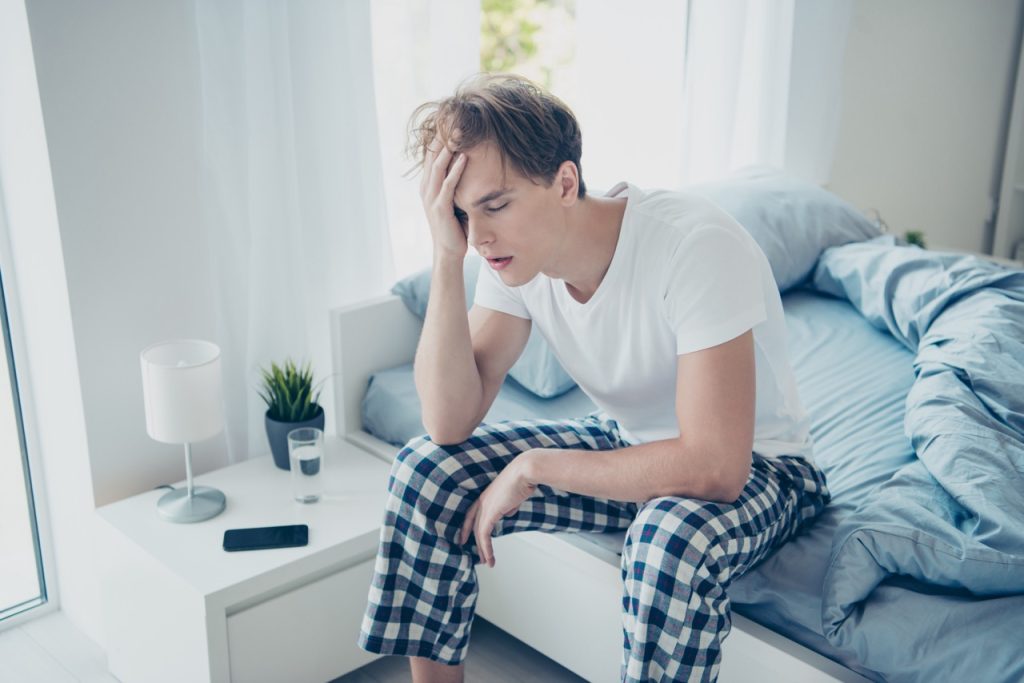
{"left": 184, "top": 441, "right": 195, "bottom": 498}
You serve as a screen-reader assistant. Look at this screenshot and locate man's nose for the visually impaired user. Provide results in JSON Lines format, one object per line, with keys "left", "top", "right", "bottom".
{"left": 466, "top": 219, "right": 493, "bottom": 248}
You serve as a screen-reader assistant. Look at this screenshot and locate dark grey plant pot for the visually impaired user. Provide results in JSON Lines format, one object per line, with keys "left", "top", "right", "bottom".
{"left": 265, "top": 405, "right": 325, "bottom": 470}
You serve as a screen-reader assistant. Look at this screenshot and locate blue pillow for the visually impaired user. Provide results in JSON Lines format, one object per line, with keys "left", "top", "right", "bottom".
{"left": 688, "top": 165, "right": 882, "bottom": 292}
{"left": 390, "top": 253, "right": 577, "bottom": 398}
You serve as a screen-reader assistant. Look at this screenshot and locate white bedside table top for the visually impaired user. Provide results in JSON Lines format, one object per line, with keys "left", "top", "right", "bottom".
{"left": 95, "top": 436, "right": 392, "bottom": 600}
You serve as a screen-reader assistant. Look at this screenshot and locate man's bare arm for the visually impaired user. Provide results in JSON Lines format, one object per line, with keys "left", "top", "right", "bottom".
{"left": 414, "top": 253, "right": 481, "bottom": 443}
{"left": 519, "top": 330, "right": 756, "bottom": 503}
{"left": 412, "top": 135, "right": 531, "bottom": 443}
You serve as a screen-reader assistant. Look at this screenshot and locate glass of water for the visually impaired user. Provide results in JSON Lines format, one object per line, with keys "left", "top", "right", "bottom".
{"left": 287, "top": 427, "right": 323, "bottom": 504}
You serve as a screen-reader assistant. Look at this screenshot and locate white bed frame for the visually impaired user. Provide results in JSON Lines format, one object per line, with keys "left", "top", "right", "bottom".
{"left": 329, "top": 294, "right": 873, "bottom": 682}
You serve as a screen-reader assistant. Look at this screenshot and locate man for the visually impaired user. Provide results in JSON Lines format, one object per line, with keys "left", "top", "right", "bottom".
{"left": 357, "top": 73, "right": 829, "bottom": 683}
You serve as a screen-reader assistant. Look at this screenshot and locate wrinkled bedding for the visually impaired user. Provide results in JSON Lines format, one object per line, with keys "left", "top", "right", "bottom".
{"left": 809, "top": 235, "right": 1024, "bottom": 679}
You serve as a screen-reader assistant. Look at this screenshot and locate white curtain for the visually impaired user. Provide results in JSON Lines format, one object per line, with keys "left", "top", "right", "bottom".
{"left": 784, "top": 0, "right": 855, "bottom": 186}
{"left": 195, "top": 0, "right": 392, "bottom": 463}
{"left": 370, "top": 0, "right": 481, "bottom": 280}
{"left": 679, "top": 0, "right": 853, "bottom": 186}
{"left": 371, "top": 0, "right": 852, "bottom": 273}
{"left": 540, "top": 0, "right": 851, "bottom": 192}
{"left": 572, "top": 1, "right": 689, "bottom": 193}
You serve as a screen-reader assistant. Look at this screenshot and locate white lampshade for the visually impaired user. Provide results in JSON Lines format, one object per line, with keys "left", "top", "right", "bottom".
{"left": 140, "top": 339, "right": 224, "bottom": 444}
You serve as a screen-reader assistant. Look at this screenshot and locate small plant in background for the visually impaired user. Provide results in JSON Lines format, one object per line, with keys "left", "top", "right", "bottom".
{"left": 258, "top": 358, "right": 324, "bottom": 422}
{"left": 904, "top": 230, "right": 926, "bottom": 248}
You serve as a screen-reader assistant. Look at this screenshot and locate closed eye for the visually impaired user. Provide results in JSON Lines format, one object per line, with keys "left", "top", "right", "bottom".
{"left": 454, "top": 203, "right": 506, "bottom": 223}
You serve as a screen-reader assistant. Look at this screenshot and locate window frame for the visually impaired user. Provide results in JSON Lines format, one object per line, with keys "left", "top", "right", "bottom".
{"left": 0, "top": 186, "right": 59, "bottom": 632}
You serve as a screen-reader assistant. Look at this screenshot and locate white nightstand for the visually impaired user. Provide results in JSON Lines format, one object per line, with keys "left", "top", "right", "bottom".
{"left": 94, "top": 436, "right": 392, "bottom": 683}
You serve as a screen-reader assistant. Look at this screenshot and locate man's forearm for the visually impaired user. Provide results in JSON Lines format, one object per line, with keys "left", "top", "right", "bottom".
{"left": 414, "top": 253, "right": 482, "bottom": 441}
{"left": 520, "top": 439, "right": 749, "bottom": 504}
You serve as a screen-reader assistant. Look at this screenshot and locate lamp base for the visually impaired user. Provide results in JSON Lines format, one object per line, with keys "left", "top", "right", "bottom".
{"left": 157, "top": 486, "right": 226, "bottom": 523}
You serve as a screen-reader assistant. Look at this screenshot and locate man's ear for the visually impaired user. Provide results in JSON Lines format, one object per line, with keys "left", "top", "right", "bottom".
{"left": 558, "top": 160, "right": 579, "bottom": 205}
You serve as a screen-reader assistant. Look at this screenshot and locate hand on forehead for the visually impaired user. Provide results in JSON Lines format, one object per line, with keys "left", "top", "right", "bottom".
{"left": 453, "top": 143, "right": 510, "bottom": 207}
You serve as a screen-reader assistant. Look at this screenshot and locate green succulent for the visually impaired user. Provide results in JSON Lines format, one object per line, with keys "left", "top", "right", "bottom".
{"left": 904, "top": 230, "right": 926, "bottom": 248}
{"left": 257, "top": 358, "right": 324, "bottom": 422}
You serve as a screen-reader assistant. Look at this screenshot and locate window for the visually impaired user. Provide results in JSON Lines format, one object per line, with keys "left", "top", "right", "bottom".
{"left": 0, "top": 265, "right": 47, "bottom": 623}
{"left": 481, "top": 0, "right": 577, "bottom": 103}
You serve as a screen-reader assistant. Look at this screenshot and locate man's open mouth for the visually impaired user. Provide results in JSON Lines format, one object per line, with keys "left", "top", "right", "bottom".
{"left": 488, "top": 256, "right": 513, "bottom": 270}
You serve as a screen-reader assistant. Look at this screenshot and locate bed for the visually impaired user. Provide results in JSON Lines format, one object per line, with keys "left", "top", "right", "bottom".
{"left": 332, "top": 170, "right": 1024, "bottom": 682}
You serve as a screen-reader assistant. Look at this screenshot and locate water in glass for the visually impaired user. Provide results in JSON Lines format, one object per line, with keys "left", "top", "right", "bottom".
{"left": 287, "top": 427, "right": 324, "bottom": 503}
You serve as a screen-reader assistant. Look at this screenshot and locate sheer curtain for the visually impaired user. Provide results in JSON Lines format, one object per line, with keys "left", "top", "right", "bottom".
{"left": 572, "top": 1, "right": 689, "bottom": 193}
{"left": 571, "top": 0, "right": 852, "bottom": 190}
{"left": 679, "top": 0, "right": 853, "bottom": 186}
{"left": 370, "top": 0, "right": 481, "bottom": 280}
{"left": 370, "top": 0, "right": 852, "bottom": 273}
{"left": 195, "top": 0, "right": 392, "bottom": 463}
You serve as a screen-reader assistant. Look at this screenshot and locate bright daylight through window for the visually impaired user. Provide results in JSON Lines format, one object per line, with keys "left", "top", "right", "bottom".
{"left": 481, "top": 0, "right": 576, "bottom": 101}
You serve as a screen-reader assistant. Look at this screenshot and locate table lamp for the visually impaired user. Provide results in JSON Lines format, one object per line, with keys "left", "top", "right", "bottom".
{"left": 140, "top": 339, "right": 227, "bottom": 523}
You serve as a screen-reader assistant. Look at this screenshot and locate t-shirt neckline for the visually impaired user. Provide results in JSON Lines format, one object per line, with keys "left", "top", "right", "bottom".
{"left": 558, "top": 181, "right": 634, "bottom": 310}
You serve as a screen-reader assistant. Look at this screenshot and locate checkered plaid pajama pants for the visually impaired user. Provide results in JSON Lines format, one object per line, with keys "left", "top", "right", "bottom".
{"left": 357, "top": 413, "right": 830, "bottom": 682}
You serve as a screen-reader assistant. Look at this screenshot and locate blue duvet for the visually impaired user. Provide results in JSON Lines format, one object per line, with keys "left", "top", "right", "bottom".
{"left": 810, "top": 235, "right": 1024, "bottom": 678}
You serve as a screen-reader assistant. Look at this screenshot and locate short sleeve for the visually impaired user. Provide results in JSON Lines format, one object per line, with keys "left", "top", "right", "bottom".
{"left": 472, "top": 256, "right": 531, "bottom": 320}
{"left": 664, "top": 224, "right": 767, "bottom": 355}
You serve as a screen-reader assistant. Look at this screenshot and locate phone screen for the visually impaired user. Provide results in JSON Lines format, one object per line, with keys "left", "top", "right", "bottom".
{"left": 223, "top": 524, "right": 309, "bottom": 552}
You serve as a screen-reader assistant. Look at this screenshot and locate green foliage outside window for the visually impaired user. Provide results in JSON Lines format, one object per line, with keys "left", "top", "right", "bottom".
{"left": 480, "top": 0, "right": 575, "bottom": 91}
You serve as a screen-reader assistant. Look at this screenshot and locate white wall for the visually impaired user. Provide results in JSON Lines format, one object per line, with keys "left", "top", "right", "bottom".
{"left": 828, "top": 0, "right": 1023, "bottom": 253}
{"left": 15, "top": 0, "right": 224, "bottom": 646}
{"left": 24, "top": 0, "right": 227, "bottom": 511}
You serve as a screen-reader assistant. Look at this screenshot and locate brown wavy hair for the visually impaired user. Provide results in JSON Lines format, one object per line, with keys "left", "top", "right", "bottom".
{"left": 404, "top": 72, "right": 587, "bottom": 199}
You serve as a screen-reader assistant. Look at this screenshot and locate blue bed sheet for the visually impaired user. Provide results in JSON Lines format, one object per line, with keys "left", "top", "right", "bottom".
{"left": 727, "top": 287, "right": 915, "bottom": 681}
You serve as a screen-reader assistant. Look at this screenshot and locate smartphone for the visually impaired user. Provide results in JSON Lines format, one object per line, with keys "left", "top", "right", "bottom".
{"left": 223, "top": 524, "right": 309, "bottom": 552}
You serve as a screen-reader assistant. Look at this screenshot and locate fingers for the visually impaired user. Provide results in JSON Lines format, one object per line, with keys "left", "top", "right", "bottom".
{"left": 476, "top": 514, "right": 494, "bottom": 568}
{"left": 420, "top": 141, "right": 444, "bottom": 198}
{"left": 431, "top": 143, "right": 453, "bottom": 178}
{"left": 422, "top": 130, "right": 463, "bottom": 197}
{"left": 459, "top": 499, "right": 495, "bottom": 567}
{"left": 419, "top": 140, "right": 440, "bottom": 195}
{"left": 440, "top": 153, "right": 467, "bottom": 197}
{"left": 424, "top": 138, "right": 451, "bottom": 180}
{"left": 460, "top": 500, "right": 478, "bottom": 546}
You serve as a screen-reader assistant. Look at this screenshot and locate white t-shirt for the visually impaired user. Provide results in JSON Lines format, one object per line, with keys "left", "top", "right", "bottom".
{"left": 474, "top": 181, "right": 814, "bottom": 461}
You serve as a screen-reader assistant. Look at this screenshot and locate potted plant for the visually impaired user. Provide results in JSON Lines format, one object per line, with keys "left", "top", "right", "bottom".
{"left": 258, "top": 358, "right": 326, "bottom": 470}
{"left": 903, "top": 230, "right": 926, "bottom": 248}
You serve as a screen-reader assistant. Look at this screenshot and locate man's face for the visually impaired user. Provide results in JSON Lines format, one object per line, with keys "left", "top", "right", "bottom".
{"left": 452, "top": 141, "right": 566, "bottom": 287}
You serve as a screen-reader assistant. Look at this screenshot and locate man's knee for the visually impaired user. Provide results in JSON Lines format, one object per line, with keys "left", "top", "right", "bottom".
{"left": 388, "top": 434, "right": 470, "bottom": 507}
{"left": 624, "top": 497, "right": 729, "bottom": 587}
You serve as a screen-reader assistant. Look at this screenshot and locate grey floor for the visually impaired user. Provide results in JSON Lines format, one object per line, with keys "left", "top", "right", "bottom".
{"left": 333, "top": 617, "right": 587, "bottom": 683}
{"left": 2, "top": 608, "right": 585, "bottom": 682}
{"left": 0, "top": 609, "right": 119, "bottom": 683}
